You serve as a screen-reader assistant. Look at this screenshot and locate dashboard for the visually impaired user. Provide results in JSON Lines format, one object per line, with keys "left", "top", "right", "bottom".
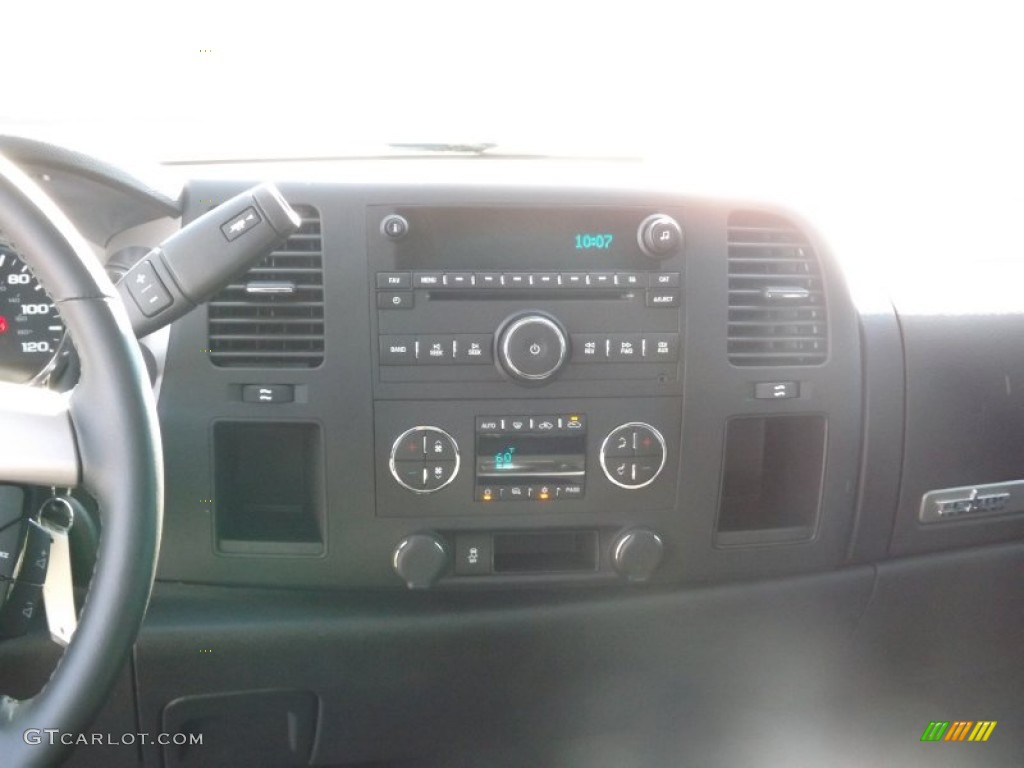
{"left": 150, "top": 181, "right": 871, "bottom": 590}
{"left": 1, "top": 141, "right": 1022, "bottom": 767}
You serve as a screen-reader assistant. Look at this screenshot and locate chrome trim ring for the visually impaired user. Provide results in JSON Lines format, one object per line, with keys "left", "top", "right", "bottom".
{"left": 599, "top": 422, "right": 667, "bottom": 490}
{"left": 499, "top": 314, "right": 567, "bottom": 381}
{"left": 389, "top": 425, "right": 461, "bottom": 494}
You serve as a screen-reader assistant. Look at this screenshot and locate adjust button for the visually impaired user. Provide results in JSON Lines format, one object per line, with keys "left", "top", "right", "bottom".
{"left": 646, "top": 290, "right": 680, "bottom": 308}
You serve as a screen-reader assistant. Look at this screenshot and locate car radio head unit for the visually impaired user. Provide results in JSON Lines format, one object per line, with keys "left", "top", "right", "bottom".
{"left": 383, "top": 207, "right": 662, "bottom": 270}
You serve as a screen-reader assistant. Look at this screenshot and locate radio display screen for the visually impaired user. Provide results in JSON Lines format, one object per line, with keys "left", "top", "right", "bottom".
{"left": 387, "top": 207, "right": 653, "bottom": 270}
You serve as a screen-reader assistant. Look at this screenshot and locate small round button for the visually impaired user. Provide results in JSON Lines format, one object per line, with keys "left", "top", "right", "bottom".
{"left": 497, "top": 313, "right": 569, "bottom": 383}
{"left": 638, "top": 214, "right": 683, "bottom": 258}
{"left": 389, "top": 426, "right": 460, "bottom": 494}
{"left": 381, "top": 214, "right": 409, "bottom": 240}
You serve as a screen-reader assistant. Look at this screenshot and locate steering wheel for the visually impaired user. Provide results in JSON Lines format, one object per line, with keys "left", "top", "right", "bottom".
{"left": 0, "top": 153, "right": 162, "bottom": 766}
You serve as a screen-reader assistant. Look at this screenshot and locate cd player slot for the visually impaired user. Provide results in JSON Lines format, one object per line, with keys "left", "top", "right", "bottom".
{"left": 424, "top": 289, "right": 632, "bottom": 301}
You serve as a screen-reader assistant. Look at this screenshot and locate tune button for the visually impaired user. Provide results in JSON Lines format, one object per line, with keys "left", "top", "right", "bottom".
{"left": 638, "top": 214, "right": 684, "bottom": 258}
{"left": 600, "top": 422, "right": 667, "bottom": 490}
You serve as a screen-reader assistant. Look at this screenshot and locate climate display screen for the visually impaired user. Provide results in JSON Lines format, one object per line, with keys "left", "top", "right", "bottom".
{"left": 476, "top": 434, "right": 586, "bottom": 478}
{"left": 473, "top": 414, "right": 588, "bottom": 502}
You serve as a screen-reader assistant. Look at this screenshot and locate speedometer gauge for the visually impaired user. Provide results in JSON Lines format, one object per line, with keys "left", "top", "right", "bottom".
{"left": 0, "top": 242, "right": 66, "bottom": 382}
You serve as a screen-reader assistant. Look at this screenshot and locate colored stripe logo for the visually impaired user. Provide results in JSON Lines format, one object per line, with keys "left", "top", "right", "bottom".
{"left": 921, "top": 721, "right": 997, "bottom": 742}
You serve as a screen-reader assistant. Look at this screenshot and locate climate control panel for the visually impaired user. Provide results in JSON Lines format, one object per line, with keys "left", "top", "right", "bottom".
{"left": 375, "top": 399, "right": 680, "bottom": 519}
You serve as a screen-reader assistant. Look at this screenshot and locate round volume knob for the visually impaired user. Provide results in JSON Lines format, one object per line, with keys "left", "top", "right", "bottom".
{"left": 496, "top": 313, "right": 569, "bottom": 383}
{"left": 637, "top": 214, "right": 683, "bottom": 258}
{"left": 612, "top": 528, "right": 664, "bottom": 582}
{"left": 393, "top": 532, "right": 449, "bottom": 589}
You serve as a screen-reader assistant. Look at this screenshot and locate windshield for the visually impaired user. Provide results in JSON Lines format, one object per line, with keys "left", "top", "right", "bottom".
{"left": 4, "top": 1, "right": 1023, "bottom": 269}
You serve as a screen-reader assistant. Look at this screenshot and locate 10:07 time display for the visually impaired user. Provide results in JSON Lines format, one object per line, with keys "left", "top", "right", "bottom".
{"left": 574, "top": 233, "right": 614, "bottom": 250}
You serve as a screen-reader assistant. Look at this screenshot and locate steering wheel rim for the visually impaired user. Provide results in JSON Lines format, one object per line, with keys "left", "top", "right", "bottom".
{"left": 0, "top": 153, "right": 162, "bottom": 766}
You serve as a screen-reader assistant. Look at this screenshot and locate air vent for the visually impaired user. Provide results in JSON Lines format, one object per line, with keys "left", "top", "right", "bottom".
{"left": 727, "top": 211, "right": 827, "bottom": 366}
{"left": 208, "top": 205, "right": 324, "bottom": 367}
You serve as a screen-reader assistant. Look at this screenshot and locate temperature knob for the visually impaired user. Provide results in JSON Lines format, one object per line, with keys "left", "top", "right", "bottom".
{"left": 496, "top": 313, "right": 569, "bottom": 383}
{"left": 612, "top": 528, "right": 664, "bottom": 582}
{"left": 390, "top": 427, "right": 460, "bottom": 493}
{"left": 600, "top": 422, "right": 667, "bottom": 489}
{"left": 393, "top": 532, "right": 449, "bottom": 589}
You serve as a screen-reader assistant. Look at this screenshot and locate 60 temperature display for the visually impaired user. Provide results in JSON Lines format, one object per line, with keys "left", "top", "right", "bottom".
{"left": 0, "top": 244, "right": 65, "bottom": 382}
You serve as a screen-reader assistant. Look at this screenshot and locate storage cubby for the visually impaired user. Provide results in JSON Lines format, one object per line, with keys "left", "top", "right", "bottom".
{"left": 716, "top": 415, "right": 826, "bottom": 545}
{"left": 213, "top": 422, "right": 325, "bottom": 555}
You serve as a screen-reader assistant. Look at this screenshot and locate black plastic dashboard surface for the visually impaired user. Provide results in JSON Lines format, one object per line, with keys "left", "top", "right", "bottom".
{"left": 154, "top": 180, "right": 864, "bottom": 590}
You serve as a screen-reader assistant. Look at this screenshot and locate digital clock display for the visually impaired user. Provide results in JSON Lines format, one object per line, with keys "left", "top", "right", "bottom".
{"left": 574, "top": 233, "right": 615, "bottom": 250}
